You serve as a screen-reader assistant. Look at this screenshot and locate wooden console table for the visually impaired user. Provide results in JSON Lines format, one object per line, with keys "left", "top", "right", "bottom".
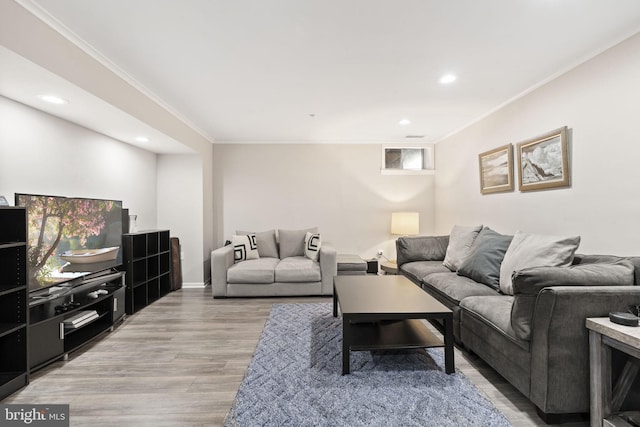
{"left": 587, "top": 317, "right": 640, "bottom": 427}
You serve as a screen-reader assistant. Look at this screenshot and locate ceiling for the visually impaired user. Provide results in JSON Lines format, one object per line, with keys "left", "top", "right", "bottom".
{"left": 4, "top": 0, "right": 640, "bottom": 150}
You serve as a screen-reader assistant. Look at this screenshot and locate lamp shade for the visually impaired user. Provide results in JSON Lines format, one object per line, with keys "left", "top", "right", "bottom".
{"left": 391, "top": 212, "right": 419, "bottom": 235}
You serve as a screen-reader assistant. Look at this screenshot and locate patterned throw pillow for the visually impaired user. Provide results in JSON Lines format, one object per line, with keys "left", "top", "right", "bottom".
{"left": 232, "top": 234, "right": 259, "bottom": 263}
{"left": 304, "top": 232, "right": 322, "bottom": 261}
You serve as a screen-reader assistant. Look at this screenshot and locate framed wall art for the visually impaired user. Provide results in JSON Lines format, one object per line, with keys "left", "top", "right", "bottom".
{"left": 478, "top": 144, "right": 514, "bottom": 194}
{"left": 517, "top": 126, "right": 569, "bottom": 192}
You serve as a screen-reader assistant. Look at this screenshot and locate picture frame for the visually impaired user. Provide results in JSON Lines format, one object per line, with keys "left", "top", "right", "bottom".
{"left": 516, "top": 126, "right": 569, "bottom": 192}
{"left": 478, "top": 144, "right": 514, "bottom": 194}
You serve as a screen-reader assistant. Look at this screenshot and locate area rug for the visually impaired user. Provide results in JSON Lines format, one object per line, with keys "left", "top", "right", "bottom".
{"left": 225, "top": 303, "right": 512, "bottom": 427}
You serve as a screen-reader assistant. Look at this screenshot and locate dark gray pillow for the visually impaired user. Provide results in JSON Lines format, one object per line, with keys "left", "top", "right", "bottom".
{"left": 396, "top": 235, "right": 449, "bottom": 267}
{"left": 237, "top": 229, "right": 279, "bottom": 258}
{"left": 456, "top": 227, "right": 513, "bottom": 290}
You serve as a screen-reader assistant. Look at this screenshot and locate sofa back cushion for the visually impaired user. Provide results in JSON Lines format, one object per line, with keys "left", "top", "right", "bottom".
{"left": 278, "top": 227, "right": 318, "bottom": 259}
{"left": 510, "top": 260, "right": 636, "bottom": 340}
{"left": 237, "top": 229, "right": 279, "bottom": 258}
{"left": 443, "top": 224, "right": 483, "bottom": 272}
{"left": 396, "top": 235, "right": 449, "bottom": 267}
{"left": 499, "top": 231, "right": 580, "bottom": 295}
{"left": 457, "top": 227, "right": 513, "bottom": 291}
{"left": 574, "top": 254, "right": 640, "bottom": 286}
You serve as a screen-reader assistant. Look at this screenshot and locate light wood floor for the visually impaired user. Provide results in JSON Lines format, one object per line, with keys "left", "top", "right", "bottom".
{"left": 4, "top": 288, "right": 589, "bottom": 426}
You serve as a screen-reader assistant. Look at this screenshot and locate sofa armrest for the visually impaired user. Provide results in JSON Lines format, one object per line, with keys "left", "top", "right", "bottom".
{"left": 319, "top": 245, "right": 337, "bottom": 295}
{"left": 211, "top": 245, "right": 234, "bottom": 298}
{"left": 529, "top": 285, "right": 640, "bottom": 414}
{"left": 395, "top": 235, "right": 449, "bottom": 267}
{"left": 511, "top": 261, "right": 635, "bottom": 340}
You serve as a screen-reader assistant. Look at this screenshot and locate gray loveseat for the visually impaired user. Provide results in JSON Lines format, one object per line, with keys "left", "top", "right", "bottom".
{"left": 396, "top": 229, "right": 640, "bottom": 421}
{"left": 211, "top": 228, "right": 337, "bottom": 298}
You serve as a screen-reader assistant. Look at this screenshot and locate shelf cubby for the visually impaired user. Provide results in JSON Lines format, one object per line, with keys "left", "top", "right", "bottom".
{"left": 0, "top": 245, "right": 26, "bottom": 293}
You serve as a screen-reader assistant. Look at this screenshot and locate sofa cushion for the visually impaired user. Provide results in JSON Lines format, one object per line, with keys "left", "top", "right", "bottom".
{"left": 275, "top": 256, "right": 322, "bottom": 282}
{"left": 574, "top": 254, "right": 640, "bottom": 286}
{"left": 304, "top": 232, "right": 321, "bottom": 261}
{"left": 237, "top": 229, "right": 278, "bottom": 258}
{"left": 400, "top": 261, "right": 450, "bottom": 285}
{"left": 423, "top": 272, "right": 498, "bottom": 308}
{"left": 510, "top": 260, "right": 635, "bottom": 340}
{"left": 460, "top": 295, "right": 528, "bottom": 351}
{"left": 443, "top": 224, "right": 483, "bottom": 272}
{"left": 231, "top": 234, "right": 259, "bottom": 262}
{"left": 396, "top": 235, "right": 449, "bottom": 266}
{"left": 457, "top": 227, "right": 513, "bottom": 291}
{"left": 227, "top": 257, "right": 279, "bottom": 284}
{"left": 460, "top": 296, "right": 531, "bottom": 397}
{"left": 279, "top": 227, "right": 318, "bottom": 259}
{"left": 499, "top": 231, "right": 580, "bottom": 295}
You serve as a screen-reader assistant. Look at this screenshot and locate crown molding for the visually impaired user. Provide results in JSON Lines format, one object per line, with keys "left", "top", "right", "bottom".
{"left": 13, "top": 0, "right": 215, "bottom": 144}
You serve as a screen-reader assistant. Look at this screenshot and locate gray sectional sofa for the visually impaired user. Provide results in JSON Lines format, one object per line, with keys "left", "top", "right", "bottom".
{"left": 211, "top": 228, "right": 337, "bottom": 298}
{"left": 396, "top": 227, "right": 640, "bottom": 421}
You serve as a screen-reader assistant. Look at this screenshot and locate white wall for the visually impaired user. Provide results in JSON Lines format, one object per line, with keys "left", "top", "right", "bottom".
{"left": 157, "top": 154, "right": 204, "bottom": 286}
{"left": 213, "top": 143, "right": 435, "bottom": 259}
{"left": 1, "top": 1, "right": 216, "bottom": 287}
{"left": 435, "top": 33, "right": 640, "bottom": 255}
{"left": 0, "top": 96, "right": 158, "bottom": 227}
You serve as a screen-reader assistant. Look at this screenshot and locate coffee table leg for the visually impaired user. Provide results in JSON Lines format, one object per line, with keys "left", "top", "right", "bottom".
{"left": 342, "top": 315, "right": 351, "bottom": 375}
{"left": 333, "top": 282, "right": 338, "bottom": 317}
{"left": 444, "top": 317, "right": 455, "bottom": 374}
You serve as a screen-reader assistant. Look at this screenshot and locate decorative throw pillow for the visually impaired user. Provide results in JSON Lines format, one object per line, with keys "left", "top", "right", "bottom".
{"left": 499, "top": 231, "right": 580, "bottom": 295}
{"left": 304, "top": 232, "right": 322, "bottom": 261}
{"left": 278, "top": 227, "right": 318, "bottom": 259}
{"left": 442, "top": 224, "right": 483, "bottom": 271}
{"left": 231, "top": 234, "right": 259, "bottom": 263}
{"left": 237, "top": 229, "right": 278, "bottom": 258}
{"left": 457, "top": 227, "right": 513, "bottom": 290}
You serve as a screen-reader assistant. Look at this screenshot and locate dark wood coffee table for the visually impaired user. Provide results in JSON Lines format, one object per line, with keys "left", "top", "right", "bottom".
{"left": 333, "top": 275, "right": 454, "bottom": 375}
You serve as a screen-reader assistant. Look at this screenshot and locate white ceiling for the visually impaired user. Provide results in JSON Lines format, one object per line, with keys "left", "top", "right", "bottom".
{"left": 4, "top": 0, "right": 640, "bottom": 149}
{"left": 0, "top": 46, "right": 195, "bottom": 154}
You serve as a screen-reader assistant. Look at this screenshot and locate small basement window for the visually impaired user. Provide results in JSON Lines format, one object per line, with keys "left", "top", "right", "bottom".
{"left": 381, "top": 145, "right": 435, "bottom": 175}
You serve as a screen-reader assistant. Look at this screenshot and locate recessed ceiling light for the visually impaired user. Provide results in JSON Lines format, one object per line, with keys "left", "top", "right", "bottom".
{"left": 38, "top": 94, "right": 69, "bottom": 105}
{"left": 135, "top": 136, "right": 150, "bottom": 143}
{"left": 398, "top": 118, "right": 411, "bottom": 126}
{"left": 439, "top": 74, "right": 457, "bottom": 84}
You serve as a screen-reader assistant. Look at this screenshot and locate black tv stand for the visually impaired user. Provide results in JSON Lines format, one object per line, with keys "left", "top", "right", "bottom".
{"left": 28, "top": 271, "right": 126, "bottom": 371}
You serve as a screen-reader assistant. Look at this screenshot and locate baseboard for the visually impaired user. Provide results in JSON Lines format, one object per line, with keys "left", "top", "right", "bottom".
{"left": 182, "top": 282, "right": 207, "bottom": 289}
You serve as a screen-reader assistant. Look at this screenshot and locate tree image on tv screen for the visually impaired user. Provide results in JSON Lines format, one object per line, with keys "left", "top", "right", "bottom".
{"left": 21, "top": 195, "right": 118, "bottom": 284}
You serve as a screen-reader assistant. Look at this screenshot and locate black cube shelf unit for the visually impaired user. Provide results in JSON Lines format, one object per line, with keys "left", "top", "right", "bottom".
{"left": 0, "top": 207, "right": 28, "bottom": 400}
{"left": 121, "top": 230, "right": 172, "bottom": 314}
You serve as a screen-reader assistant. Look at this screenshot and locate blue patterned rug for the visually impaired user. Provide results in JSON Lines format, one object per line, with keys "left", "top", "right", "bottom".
{"left": 225, "top": 303, "right": 512, "bottom": 427}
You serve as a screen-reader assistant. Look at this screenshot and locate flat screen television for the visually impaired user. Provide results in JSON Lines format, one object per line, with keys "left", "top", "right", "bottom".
{"left": 15, "top": 193, "right": 124, "bottom": 294}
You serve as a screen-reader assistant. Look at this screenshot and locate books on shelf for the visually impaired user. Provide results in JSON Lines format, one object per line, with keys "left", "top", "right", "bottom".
{"left": 63, "top": 310, "right": 99, "bottom": 329}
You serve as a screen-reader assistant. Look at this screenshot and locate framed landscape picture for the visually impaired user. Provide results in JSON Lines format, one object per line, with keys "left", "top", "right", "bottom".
{"left": 478, "top": 144, "right": 514, "bottom": 194}
{"left": 517, "top": 126, "right": 569, "bottom": 191}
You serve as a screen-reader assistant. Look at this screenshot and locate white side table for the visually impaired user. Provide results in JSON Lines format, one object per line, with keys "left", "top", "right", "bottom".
{"left": 586, "top": 317, "right": 640, "bottom": 427}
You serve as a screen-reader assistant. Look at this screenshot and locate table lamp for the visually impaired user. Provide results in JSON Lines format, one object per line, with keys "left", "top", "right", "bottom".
{"left": 391, "top": 212, "right": 419, "bottom": 236}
